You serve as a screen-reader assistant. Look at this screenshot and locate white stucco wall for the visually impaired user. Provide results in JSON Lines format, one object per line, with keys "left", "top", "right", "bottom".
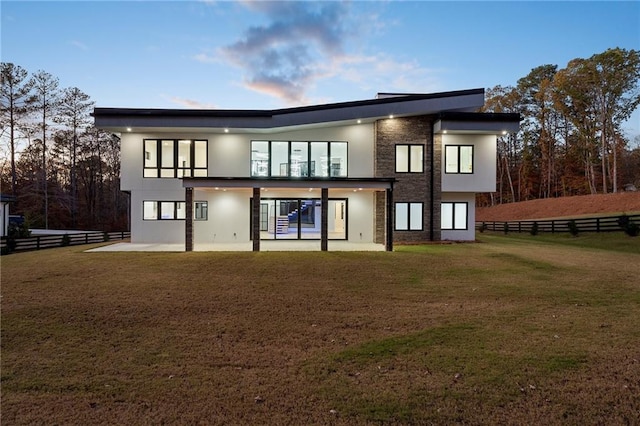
{"left": 120, "top": 123, "right": 375, "bottom": 190}
{"left": 121, "top": 124, "right": 375, "bottom": 245}
{"left": 193, "top": 189, "right": 251, "bottom": 244}
{"left": 441, "top": 192, "right": 476, "bottom": 241}
{"left": 441, "top": 134, "right": 496, "bottom": 193}
{"left": 189, "top": 188, "right": 376, "bottom": 245}
{"left": 331, "top": 189, "right": 375, "bottom": 243}
{"left": 129, "top": 189, "right": 185, "bottom": 244}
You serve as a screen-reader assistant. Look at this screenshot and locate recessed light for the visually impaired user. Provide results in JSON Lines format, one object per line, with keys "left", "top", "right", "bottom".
{"left": 126, "top": 127, "right": 132, "bottom": 132}
{"left": 357, "top": 119, "right": 362, "bottom": 124}
{"left": 502, "top": 130, "right": 507, "bottom": 135}
{"left": 443, "top": 130, "right": 448, "bottom": 134}
{"left": 389, "top": 115, "right": 394, "bottom": 119}
{"left": 224, "top": 128, "right": 229, "bottom": 133}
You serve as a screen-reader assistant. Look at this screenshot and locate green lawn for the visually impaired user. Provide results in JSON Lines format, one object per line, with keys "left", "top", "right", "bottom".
{"left": 2, "top": 235, "right": 639, "bottom": 424}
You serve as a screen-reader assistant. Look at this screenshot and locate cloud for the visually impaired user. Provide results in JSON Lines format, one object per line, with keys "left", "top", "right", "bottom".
{"left": 203, "top": 1, "right": 442, "bottom": 105}
{"left": 169, "top": 96, "right": 218, "bottom": 109}
{"left": 70, "top": 40, "right": 89, "bottom": 51}
{"left": 216, "top": 1, "right": 351, "bottom": 105}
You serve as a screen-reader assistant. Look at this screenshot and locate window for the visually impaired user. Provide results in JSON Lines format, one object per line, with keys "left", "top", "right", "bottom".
{"left": 195, "top": 201, "right": 208, "bottom": 221}
{"left": 396, "top": 145, "right": 423, "bottom": 173}
{"left": 251, "top": 140, "right": 347, "bottom": 178}
{"left": 395, "top": 202, "right": 423, "bottom": 231}
{"left": 144, "top": 139, "right": 207, "bottom": 178}
{"left": 445, "top": 145, "right": 473, "bottom": 174}
{"left": 143, "top": 201, "right": 186, "bottom": 220}
{"left": 441, "top": 202, "right": 468, "bottom": 230}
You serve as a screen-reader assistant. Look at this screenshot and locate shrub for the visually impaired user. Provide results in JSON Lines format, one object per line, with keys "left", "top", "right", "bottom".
{"left": 479, "top": 223, "right": 487, "bottom": 233}
{"left": 103, "top": 232, "right": 110, "bottom": 242}
{"left": 530, "top": 222, "right": 539, "bottom": 236}
{"left": 61, "top": 234, "right": 70, "bottom": 247}
{"left": 567, "top": 220, "right": 579, "bottom": 236}
{"left": 618, "top": 214, "right": 640, "bottom": 237}
{"left": 503, "top": 223, "right": 509, "bottom": 235}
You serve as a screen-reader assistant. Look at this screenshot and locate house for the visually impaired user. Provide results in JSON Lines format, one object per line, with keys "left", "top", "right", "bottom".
{"left": 0, "top": 194, "right": 15, "bottom": 238}
{"left": 92, "top": 89, "right": 519, "bottom": 251}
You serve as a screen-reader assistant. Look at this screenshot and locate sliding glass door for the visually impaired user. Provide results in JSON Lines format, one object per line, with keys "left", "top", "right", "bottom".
{"left": 256, "top": 198, "right": 347, "bottom": 240}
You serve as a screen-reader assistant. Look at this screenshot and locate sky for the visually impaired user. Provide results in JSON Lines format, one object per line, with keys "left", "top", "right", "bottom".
{"left": 2, "top": 0, "right": 640, "bottom": 137}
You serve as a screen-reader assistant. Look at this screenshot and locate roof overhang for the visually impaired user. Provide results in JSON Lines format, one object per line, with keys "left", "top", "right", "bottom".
{"left": 434, "top": 112, "right": 521, "bottom": 135}
{"left": 93, "top": 89, "right": 485, "bottom": 134}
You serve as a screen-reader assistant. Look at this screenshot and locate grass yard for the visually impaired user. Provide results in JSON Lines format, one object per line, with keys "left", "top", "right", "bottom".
{"left": 2, "top": 234, "right": 639, "bottom": 424}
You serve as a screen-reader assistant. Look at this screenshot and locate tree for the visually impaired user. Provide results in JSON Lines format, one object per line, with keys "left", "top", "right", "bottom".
{"left": 1, "top": 63, "right": 35, "bottom": 196}
{"left": 482, "top": 85, "right": 522, "bottom": 203}
{"left": 517, "top": 65, "right": 562, "bottom": 198}
{"left": 554, "top": 48, "right": 640, "bottom": 194}
{"left": 31, "top": 70, "right": 60, "bottom": 228}
{"left": 56, "top": 87, "right": 93, "bottom": 227}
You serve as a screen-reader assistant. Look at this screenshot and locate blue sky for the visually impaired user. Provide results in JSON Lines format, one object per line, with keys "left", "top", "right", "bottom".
{"left": 2, "top": 1, "right": 639, "bottom": 136}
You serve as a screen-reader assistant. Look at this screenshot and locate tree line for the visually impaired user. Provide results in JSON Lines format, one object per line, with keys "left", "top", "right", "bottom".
{"left": 479, "top": 47, "right": 640, "bottom": 205}
{"left": 1, "top": 63, "right": 127, "bottom": 231}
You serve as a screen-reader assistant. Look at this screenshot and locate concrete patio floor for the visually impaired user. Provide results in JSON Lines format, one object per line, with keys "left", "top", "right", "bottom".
{"left": 87, "top": 241, "right": 386, "bottom": 252}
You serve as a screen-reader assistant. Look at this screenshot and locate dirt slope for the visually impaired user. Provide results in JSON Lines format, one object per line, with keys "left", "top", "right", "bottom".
{"left": 476, "top": 192, "right": 640, "bottom": 221}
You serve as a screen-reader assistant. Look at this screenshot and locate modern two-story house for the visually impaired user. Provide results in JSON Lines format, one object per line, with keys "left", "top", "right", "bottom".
{"left": 93, "top": 89, "right": 519, "bottom": 251}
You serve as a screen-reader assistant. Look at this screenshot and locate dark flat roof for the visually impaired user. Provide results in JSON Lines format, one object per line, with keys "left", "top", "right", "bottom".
{"left": 93, "top": 88, "right": 485, "bottom": 118}
{"left": 438, "top": 111, "right": 521, "bottom": 122}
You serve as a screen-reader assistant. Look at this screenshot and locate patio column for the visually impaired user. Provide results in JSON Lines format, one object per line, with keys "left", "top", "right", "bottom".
{"left": 252, "top": 187, "right": 260, "bottom": 252}
{"left": 185, "top": 187, "right": 193, "bottom": 252}
{"left": 386, "top": 186, "right": 393, "bottom": 251}
{"left": 321, "top": 187, "right": 328, "bottom": 251}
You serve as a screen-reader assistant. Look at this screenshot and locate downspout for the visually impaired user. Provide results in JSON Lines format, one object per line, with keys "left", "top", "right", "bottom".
{"left": 429, "top": 119, "right": 435, "bottom": 241}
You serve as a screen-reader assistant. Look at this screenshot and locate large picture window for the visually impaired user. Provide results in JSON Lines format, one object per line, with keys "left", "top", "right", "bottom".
{"left": 143, "top": 201, "right": 186, "bottom": 220}
{"left": 395, "top": 202, "right": 423, "bottom": 231}
{"left": 445, "top": 145, "right": 473, "bottom": 174}
{"left": 396, "top": 144, "right": 424, "bottom": 173}
{"left": 441, "top": 202, "right": 468, "bottom": 230}
{"left": 144, "top": 139, "right": 207, "bottom": 178}
{"left": 251, "top": 140, "right": 347, "bottom": 178}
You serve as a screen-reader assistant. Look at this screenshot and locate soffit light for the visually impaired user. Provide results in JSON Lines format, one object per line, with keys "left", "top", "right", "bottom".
{"left": 126, "top": 127, "right": 132, "bottom": 132}
{"left": 224, "top": 128, "right": 229, "bottom": 133}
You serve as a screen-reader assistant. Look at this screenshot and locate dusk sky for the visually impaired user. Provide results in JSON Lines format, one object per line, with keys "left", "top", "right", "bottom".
{"left": 2, "top": 1, "right": 639, "bottom": 136}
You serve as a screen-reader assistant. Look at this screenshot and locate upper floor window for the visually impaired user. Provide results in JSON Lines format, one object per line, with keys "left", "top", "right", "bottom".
{"left": 251, "top": 140, "right": 348, "bottom": 178}
{"left": 144, "top": 139, "right": 207, "bottom": 178}
{"left": 396, "top": 144, "right": 423, "bottom": 173}
{"left": 445, "top": 145, "right": 473, "bottom": 174}
{"left": 441, "top": 202, "right": 468, "bottom": 230}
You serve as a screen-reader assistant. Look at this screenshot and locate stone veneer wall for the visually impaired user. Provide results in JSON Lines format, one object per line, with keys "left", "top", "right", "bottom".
{"left": 375, "top": 115, "right": 442, "bottom": 243}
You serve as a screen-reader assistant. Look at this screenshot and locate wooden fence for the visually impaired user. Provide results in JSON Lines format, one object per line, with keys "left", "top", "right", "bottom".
{"left": 476, "top": 214, "right": 640, "bottom": 234}
{"left": 1, "top": 231, "right": 130, "bottom": 254}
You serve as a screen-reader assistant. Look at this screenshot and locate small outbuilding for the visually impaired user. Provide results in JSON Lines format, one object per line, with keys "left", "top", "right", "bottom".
{"left": 1, "top": 194, "right": 16, "bottom": 237}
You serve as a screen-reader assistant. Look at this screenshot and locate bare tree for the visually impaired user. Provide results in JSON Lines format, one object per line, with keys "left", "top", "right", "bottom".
{"left": 1, "top": 62, "right": 35, "bottom": 196}
{"left": 31, "top": 70, "right": 60, "bottom": 228}
{"left": 55, "top": 87, "right": 93, "bottom": 227}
